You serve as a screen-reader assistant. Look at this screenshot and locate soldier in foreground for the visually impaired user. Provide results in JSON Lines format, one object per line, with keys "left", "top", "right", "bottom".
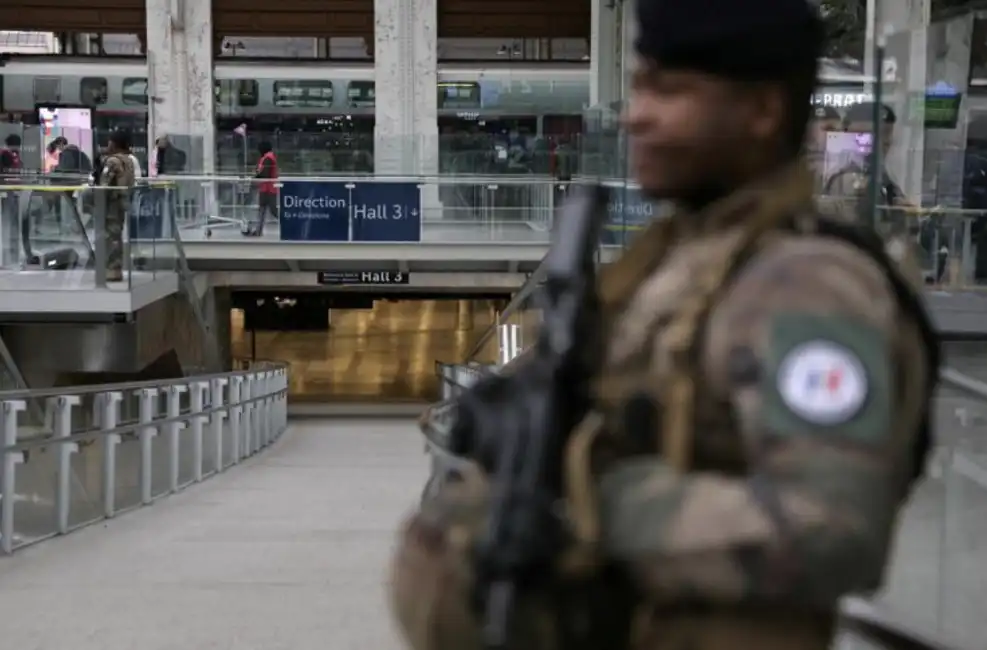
{"left": 389, "top": 1, "right": 939, "bottom": 649}
{"left": 98, "top": 130, "right": 136, "bottom": 282}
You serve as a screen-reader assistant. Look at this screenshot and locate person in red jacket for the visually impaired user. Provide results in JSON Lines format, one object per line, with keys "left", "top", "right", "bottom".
{"left": 245, "top": 141, "right": 278, "bottom": 237}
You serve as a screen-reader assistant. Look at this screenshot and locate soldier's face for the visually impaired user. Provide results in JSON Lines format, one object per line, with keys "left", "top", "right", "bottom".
{"left": 624, "top": 62, "right": 782, "bottom": 200}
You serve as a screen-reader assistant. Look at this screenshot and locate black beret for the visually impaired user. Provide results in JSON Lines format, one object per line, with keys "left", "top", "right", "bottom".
{"left": 635, "top": 0, "right": 823, "bottom": 80}
{"left": 844, "top": 101, "right": 896, "bottom": 125}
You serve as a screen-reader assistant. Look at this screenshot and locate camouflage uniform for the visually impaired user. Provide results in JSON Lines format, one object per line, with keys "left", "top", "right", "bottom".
{"left": 98, "top": 153, "right": 136, "bottom": 282}
{"left": 390, "top": 165, "right": 938, "bottom": 650}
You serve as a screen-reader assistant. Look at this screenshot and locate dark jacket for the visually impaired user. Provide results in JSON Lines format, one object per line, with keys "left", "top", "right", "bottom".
{"left": 155, "top": 145, "right": 187, "bottom": 175}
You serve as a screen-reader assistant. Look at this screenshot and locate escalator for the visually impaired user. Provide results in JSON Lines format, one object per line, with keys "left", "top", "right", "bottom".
{"left": 0, "top": 180, "right": 221, "bottom": 396}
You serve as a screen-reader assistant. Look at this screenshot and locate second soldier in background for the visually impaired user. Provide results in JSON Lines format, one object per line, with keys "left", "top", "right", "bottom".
{"left": 388, "top": 1, "right": 940, "bottom": 650}
{"left": 98, "top": 130, "right": 136, "bottom": 282}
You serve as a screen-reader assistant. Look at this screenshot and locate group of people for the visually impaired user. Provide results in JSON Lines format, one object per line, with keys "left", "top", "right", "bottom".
{"left": 0, "top": 130, "right": 139, "bottom": 281}
{"left": 394, "top": 4, "right": 940, "bottom": 650}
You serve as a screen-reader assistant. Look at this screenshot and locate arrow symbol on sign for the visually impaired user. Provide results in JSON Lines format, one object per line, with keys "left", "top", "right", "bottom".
{"left": 411, "top": 209, "right": 419, "bottom": 216}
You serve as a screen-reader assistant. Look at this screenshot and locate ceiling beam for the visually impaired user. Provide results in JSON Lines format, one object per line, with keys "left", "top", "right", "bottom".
{"left": 215, "top": 11, "right": 373, "bottom": 34}
{"left": 0, "top": 0, "right": 141, "bottom": 8}
{"left": 214, "top": 0, "right": 371, "bottom": 9}
{"left": 0, "top": 7, "right": 144, "bottom": 31}
{"left": 440, "top": 13, "right": 588, "bottom": 38}
{"left": 441, "top": 0, "right": 588, "bottom": 15}
{"left": 0, "top": 3, "right": 585, "bottom": 40}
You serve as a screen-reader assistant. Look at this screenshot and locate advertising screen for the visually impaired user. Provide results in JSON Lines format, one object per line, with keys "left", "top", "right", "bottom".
{"left": 36, "top": 105, "right": 94, "bottom": 166}
{"left": 823, "top": 131, "right": 869, "bottom": 181}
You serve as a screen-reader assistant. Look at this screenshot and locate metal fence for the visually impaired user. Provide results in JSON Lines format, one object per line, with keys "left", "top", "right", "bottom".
{"left": 0, "top": 362, "right": 289, "bottom": 553}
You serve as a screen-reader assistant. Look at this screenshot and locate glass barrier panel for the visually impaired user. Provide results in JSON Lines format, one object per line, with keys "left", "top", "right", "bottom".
{"left": 169, "top": 175, "right": 558, "bottom": 244}
{"left": 2, "top": 369, "right": 289, "bottom": 552}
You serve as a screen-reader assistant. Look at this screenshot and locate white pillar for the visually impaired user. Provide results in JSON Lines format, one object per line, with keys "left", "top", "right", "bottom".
{"left": 620, "top": 5, "right": 637, "bottom": 101}
{"left": 590, "top": 0, "right": 623, "bottom": 108}
{"left": 924, "top": 15, "right": 974, "bottom": 208}
{"left": 873, "top": 0, "right": 929, "bottom": 203}
{"left": 374, "top": 0, "right": 438, "bottom": 177}
{"left": 145, "top": 0, "right": 215, "bottom": 174}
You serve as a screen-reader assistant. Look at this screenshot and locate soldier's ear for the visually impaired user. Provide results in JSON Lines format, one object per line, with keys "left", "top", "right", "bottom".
{"left": 744, "top": 83, "right": 785, "bottom": 144}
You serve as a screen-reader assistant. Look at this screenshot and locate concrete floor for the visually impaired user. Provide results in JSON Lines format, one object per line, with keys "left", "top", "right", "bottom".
{"left": 0, "top": 418, "right": 426, "bottom": 650}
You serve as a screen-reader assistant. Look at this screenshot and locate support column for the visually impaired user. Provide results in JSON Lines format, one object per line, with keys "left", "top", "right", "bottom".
{"left": 590, "top": 0, "right": 623, "bottom": 108}
{"left": 620, "top": 4, "right": 637, "bottom": 101}
{"left": 870, "top": 0, "right": 929, "bottom": 203}
{"left": 374, "top": 0, "right": 438, "bottom": 176}
{"left": 923, "top": 15, "right": 974, "bottom": 208}
{"left": 145, "top": 0, "right": 215, "bottom": 174}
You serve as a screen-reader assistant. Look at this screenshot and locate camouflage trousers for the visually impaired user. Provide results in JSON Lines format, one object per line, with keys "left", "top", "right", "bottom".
{"left": 105, "top": 203, "right": 125, "bottom": 281}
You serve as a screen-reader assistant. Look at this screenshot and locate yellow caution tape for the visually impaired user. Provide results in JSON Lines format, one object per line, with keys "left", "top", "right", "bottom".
{"left": 0, "top": 182, "right": 176, "bottom": 192}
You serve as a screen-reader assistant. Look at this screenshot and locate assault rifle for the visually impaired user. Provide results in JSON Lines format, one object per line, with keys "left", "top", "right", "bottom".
{"left": 448, "top": 184, "right": 608, "bottom": 649}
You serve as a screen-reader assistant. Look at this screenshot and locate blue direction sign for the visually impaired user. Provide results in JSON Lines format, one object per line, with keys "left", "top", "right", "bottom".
{"left": 601, "top": 185, "right": 664, "bottom": 246}
{"left": 279, "top": 180, "right": 350, "bottom": 242}
{"left": 317, "top": 270, "right": 409, "bottom": 285}
{"left": 350, "top": 182, "right": 422, "bottom": 242}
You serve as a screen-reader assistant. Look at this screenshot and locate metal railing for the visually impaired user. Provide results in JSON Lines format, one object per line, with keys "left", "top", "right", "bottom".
{"left": 0, "top": 180, "right": 184, "bottom": 288}
{"left": 0, "top": 362, "right": 289, "bottom": 553}
{"left": 153, "top": 174, "right": 561, "bottom": 239}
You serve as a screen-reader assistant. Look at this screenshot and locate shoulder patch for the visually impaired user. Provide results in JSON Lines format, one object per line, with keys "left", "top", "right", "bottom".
{"left": 761, "top": 313, "right": 892, "bottom": 443}
{"left": 776, "top": 340, "right": 867, "bottom": 425}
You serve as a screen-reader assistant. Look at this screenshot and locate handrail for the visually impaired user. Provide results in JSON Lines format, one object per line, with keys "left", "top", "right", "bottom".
{"left": 0, "top": 361, "right": 285, "bottom": 404}
{"left": 0, "top": 364, "right": 290, "bottom": 554}
{"left": 146, "top": 173, "right": 564, "bottom": 185}
{"left": 840, "top": 597, "right": 972, "bottom": 650}
{"left": 939, "top": 366, "right": 987, "bottom": 398}
{"left": 4, "top": 384, "right": 282, "bottom": 454}
{"left": 466, "top": 264, "right": 546, "bottom": 361}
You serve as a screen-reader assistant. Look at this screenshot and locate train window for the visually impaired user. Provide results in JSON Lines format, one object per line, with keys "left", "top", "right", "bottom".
{"left": 346, "top": 81, "right": 375, "bottom": 108}
{"left": 438, "top": 82, "right": 481, "bottom": 109}
{"left": 80, "top": 77, "right": 108, "bottom": 106}
{"left": 122, "top": 78, "right": 149, "bottom": 105}
{"left": 33, "top": 77, "right": 61, "bottom": 104}
{"left": 215, "top": 80, "right": 259, "bottom": 107}
{"left": 273, "top": 80, "right": 334, "bottom": 108}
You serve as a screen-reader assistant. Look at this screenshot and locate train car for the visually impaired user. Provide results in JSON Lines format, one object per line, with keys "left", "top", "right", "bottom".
{"left": 0, "top": 55, "right": 881, "bottom": 175}
{"left": 1, "top": 55, "right": 877, "bottom": 124}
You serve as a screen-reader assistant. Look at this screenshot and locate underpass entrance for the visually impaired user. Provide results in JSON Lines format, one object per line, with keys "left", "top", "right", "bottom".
{"left": 230, "top": 290, "right": 508, "bottom": 402}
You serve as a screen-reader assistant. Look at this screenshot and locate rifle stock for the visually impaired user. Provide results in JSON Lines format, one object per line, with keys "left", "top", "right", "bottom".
{"left": 450, "top": 185, "right": 609, "bottom": 649}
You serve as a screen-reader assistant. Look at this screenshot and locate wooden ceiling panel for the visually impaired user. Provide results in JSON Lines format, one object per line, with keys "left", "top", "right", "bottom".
{"left": 0, "top": 7, "right": 143, "bottom": 32}
{"left": 0, "top": 0, "right": 141, "bottom": 8}
{"left": 213, "top": 0, "right": 371, "bottom": 11}
{"left": 439, "top": 13, "right": 588, "bottom": 38}
{"left": 441, "top": 0, "right": 589, "bottom": 14}
{"left": 0, "top": 0, "right": 585, "bottom": 39}
{"left": 214, "top": 10, "right": 373, "bottom": 35}
{"left": 442, "top": 1, "right": 587, "bottom": 15}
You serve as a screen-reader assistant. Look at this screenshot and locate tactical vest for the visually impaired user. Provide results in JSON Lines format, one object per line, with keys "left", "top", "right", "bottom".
{"left": 658, "top": 215, "right": 939, "bottom": 482}
{"left": 564, "top": 212, "right": 940, "bottom": 558}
